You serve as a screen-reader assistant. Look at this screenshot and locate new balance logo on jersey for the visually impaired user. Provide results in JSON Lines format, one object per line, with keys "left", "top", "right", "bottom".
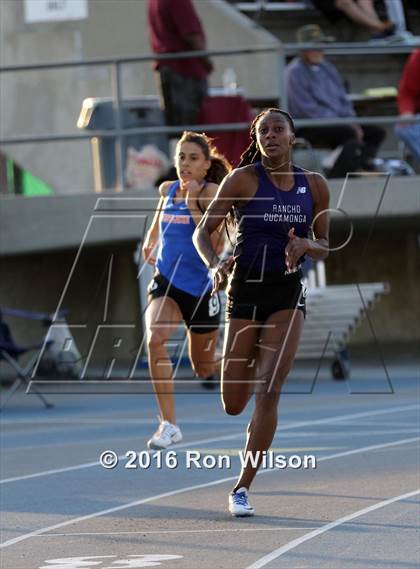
{"left": 296, "top": 186, "right": 307, "bottom": 194}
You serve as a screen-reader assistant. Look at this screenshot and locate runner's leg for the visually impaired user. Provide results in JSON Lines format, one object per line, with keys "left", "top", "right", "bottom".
{"left": 188, "top": 328, "right": 220, "bottom": 379}
{"left": 234, "top": 309, "right": 304, "bottom": 490}
{"left": 145, "top": 296, "right": 183, "bottom": 424}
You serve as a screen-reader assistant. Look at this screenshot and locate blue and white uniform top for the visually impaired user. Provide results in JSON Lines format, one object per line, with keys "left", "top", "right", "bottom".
{"left": 156, "top": 180, "right": 212, "bottom": 296}
{"left": 233, "top": 162, "right": 314, "bottom": 275}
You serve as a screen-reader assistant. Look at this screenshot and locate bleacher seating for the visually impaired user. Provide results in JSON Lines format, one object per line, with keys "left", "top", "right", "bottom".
{"left": 297, "top": 282, "right": 388, "bottom": 378}
{"left": 229, "top": 0, "right": 420, "bottom": 165}
{"left": 231, "top": 0, "right": 420, "bottom": 42}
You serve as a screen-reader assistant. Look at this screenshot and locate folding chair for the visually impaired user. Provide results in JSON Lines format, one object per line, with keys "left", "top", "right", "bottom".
{"left": 0, "top": 308, "right": 54, "bottom": 410}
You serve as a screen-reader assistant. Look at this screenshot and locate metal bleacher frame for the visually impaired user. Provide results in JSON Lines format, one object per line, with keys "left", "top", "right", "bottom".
{"left": 298, "top": 280, "right": 389, "bottom": 379}
{"left": 1, "top": 43, "right": 419, "bottom": 185}
{"left": 235, "top": 1, "right": 312, "bottom": 11}
{"left": 1, "top": 40, "right": 418, "bottom": 382}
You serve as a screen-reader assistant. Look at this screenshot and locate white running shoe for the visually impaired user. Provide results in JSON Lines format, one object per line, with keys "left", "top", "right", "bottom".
{"left": 147, "top": 420, "right": 183, "bottom": 450}
{"left": 229, "top": 487, "right": 255, "bottom": 517}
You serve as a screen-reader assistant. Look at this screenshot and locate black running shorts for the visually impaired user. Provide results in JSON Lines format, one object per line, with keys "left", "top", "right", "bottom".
{"left": 147, "top": 272, "right": 221, "bottom": 334}
{"left": 226, "top": 267, "right": 306, "bottom": 322}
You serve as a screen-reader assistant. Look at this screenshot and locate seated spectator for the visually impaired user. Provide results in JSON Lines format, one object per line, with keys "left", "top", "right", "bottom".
{"left": 397, "top": 48, "right": 420, "bottom": 117}
{"left": 311, "top": 0, "right": 395, "bottom": 38}
{"left": 395, "top": 49, "right": 420, "bottom": 163}
{"left": 287, "top": 24, "right": 386, "bottom": 177}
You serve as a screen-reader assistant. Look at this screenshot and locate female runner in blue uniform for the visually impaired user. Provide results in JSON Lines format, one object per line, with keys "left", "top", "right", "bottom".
{"left": 142, "top": 131, "right": 230, "bottom": 450}
{"left": 194, "top": 109, "right": 330, "bottom": 516}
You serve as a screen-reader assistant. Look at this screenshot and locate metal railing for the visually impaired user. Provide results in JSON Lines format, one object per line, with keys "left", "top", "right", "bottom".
{"left": 0, "top": 45, "right": 281, "bottom": 191}
{"left": 1, "top": 42, "right": 419, "bottom": 191}
{"left": 235, "top": 1, "right": 313, "bottom": 11}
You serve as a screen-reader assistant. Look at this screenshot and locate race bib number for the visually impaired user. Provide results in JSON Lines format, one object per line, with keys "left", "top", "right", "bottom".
{"left": 208, "top": 295, "right": 220, "bottom": 317}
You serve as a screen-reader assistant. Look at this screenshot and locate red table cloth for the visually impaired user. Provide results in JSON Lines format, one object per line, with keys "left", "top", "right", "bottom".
{"left": 198, "top": 95, "right": 254, "bottom": 167}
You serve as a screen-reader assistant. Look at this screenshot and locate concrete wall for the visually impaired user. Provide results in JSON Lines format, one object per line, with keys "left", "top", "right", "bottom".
{"left": 1, "top": 1, "right": 419, "bottom": 360}
{"left": 0, "top": 0, "right": 278, "bottom": 195}
{"left": 1, "top": 176, "right": 419, "bottom": 352}
{"left": 2, "top": 175, "right": 420, "bottom": 255}
{"left": 0, "top": 189, "right": 158, "bottom": 255}
{"left": 327, "top": 223, "right": 420, "bottom": 345}
{"left": 1, "top": 194, "right": 419, "bottom": 360}
{"left": 1, "top": 222, "right": 418, "bottom": 377}
{"left": 0, "top": 244, "right": 143, "bottom": 376}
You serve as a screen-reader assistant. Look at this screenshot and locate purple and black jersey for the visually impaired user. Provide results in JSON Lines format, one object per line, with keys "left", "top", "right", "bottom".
{"left": 233, "top": 162, "right": 314, "bottom": 275}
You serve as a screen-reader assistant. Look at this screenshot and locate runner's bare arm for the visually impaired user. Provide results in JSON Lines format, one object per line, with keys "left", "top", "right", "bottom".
{"left": 203, "top": 183, "right": 226, "bottom": 258}
{"left": 285, "top": 173, "right": 330, "bottom": 270}
{"left": 193, "top": 169, "right": 248, "bottom": 268}
{"left": 307, "top": 172, "right": 330, "bottom": 260}
{"left": 142, "top": 181, "right": 171, "bottom": 265}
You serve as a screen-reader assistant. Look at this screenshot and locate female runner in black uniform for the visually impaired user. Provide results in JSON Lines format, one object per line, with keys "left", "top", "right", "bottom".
{"left": 194, "top": 109, "right": 330, "bottom": 516}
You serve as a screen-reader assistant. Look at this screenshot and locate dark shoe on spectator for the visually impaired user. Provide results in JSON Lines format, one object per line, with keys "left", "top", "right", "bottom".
{"left": 327, "top": 140, "right": 364, "bottom": 178}
{"left": 361, "top": 158, "right": 381, "bottom": 171}
{"left": 370, "top": 22, "right": 395, "bottom": 41}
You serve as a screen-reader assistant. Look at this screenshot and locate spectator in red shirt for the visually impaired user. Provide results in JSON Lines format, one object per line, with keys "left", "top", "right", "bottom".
{"left": 398, "top": 49, "right": 420, "bottom": 117}
{"left": 148, "top": 0, "right": 213, "bottom": 128}
{"left": 395, "top": 49, "right": 420, "bottom": 166}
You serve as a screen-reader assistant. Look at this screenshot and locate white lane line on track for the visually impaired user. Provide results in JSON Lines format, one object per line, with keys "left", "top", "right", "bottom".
{"left": 1, "top": 435, "right": 418, "bottom": 549}
{"left": 1, "top": 403, "right": 418, "bottom": 485}
{"left": 2, "top": 428, "right": 419, "bottom": 454}
{"left": 315, "top": 436, "right": 419, "bottom": 461}
{"left": 0, "top": 418, "right": 250, "bottom": 427}
{"left": 34, "top": 527, "right": 319, "bottom": 537}
{"left": 245, "top": 489, "right": 420, "bottom": 569}
{"left": 0, "top": 431, "right": 244, "bottom": 485}
{"left": 1, "top": 403, "right": 418, "bottom": 428}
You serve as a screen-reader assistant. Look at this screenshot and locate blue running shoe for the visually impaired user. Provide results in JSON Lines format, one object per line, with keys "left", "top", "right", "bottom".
{"left": 229, "top": 487, "right": 255, "bottom": 517}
